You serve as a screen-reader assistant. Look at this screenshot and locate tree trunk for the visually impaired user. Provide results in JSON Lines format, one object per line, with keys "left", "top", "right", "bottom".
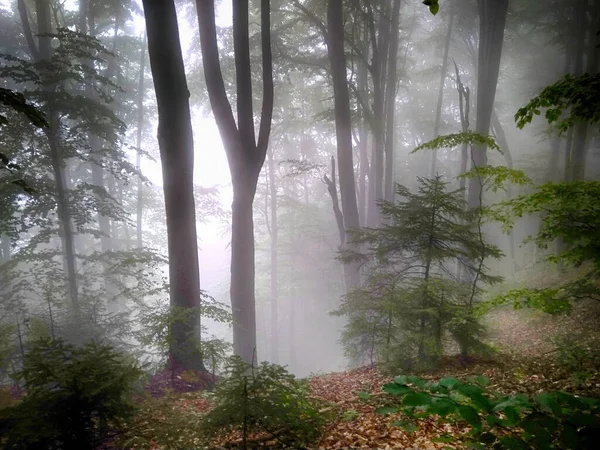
{"left": 467, "top": 0, "right": 508, "bottom": 210}
{"left": 569, "top": 0, "right": 599, "bottom": 181}
{"left": 196, "top": 0, "right": 273, "bottom": 365}
{"left": 429, "top": 12, "right": 454, "bottom": 177}
{"left": 326, "top": 0, "right": 361, "bottom": 292}
{"left": 142, "top": 0, "right": 204, "bottom": 371}
{"left": 34, "top": 0, "right": 80, "bottom": 317}
{"left": 136, "top": 33, "right": 147, "bottom": 249}
{"left": 490, "top": 110, "right": 515, "bottom": 273}
{"left": 384, "top": 0, "right": 401, "bottom": 202}
{"left": 357, "top": 28, "right": 369, "bottom": 226}
{"left": 267, "top": 147, "right": 278, "bottom": 363}
{"left": 231, "top": 177, "right": 258, "bottom": 364}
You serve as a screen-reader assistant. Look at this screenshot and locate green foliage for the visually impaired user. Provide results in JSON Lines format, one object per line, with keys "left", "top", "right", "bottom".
{"left": 0, "top": 88, "right": 48, "bottom": 129}
{"left": 336, "top": 177, "right": 503, "bottom": 367}
{"left": 461, "top": 166, "right": 533, "bottom": 194}
{"left": 487, "top": 181, "right": 600, "bottom": 312}
{"left": 115, "top": 391, "right": 208, "bottom": 450}
{"left": 515, "top": 73, "right": 600, "bottom": 132}
{"left": 202, "top": 356, "right": 330, "bottom": 446}
{"left": 0, "top": 88, "right": 46, "bottom": 194}
{"left": 411, "top": 131, "right": 501, "bottom": 154}
{"left": 422, "top": 0, "right": 440, "bottom": 15}
{"left": 372, "top": 374, "right": 600, "bottom": 449}
{"left": 136, "top": 295, "right": 232, "bottom": 371}
{"left": 0, "top": 337, "right": 143, "bottom": 450}
{"left": 551, "top": 331, "right": 600, "bottom": 383}
{"left": 0, "top": 324, "right": 16, "bottom": 382}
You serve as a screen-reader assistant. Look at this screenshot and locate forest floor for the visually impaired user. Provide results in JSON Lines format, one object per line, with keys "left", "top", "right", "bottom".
{"left": 162, "top": 299, "right": 600, "bottom": 450}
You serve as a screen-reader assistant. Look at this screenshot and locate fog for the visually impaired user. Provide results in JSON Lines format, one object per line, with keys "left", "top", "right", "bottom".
{"left": 1, "top": 0, "right": 597, "bottom": 383}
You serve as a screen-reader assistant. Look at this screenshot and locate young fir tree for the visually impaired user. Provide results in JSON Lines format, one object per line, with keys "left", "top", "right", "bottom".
{"left": 335, "top": 176, "right": 503, "bottom": 369}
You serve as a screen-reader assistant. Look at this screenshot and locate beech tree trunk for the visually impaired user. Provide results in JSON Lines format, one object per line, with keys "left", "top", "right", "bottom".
{"left": 267, "top": 147, "right": 278, "bottom": 363}
{"left": 136, "top": 34, "right": 147, "bottom": 249}
{"left": 326, "top": 0, "right": 361, "bottom": 292}
{"left": 142, "top": 0, "right": 204, "bottom": 371}
{"left": 32, "top": 0, "right": 80, "bottom": 317}
{"left": 467, "top": 0, "right": 508, "bottom": 210}
{"left": 196, "top": 0, "right": 273, "bottom": 365}
{"left": 568, "top": 0, "right": 599, "bottom": 181}
{"left": 384, "top": 0, "right": 401, "bottom": 202}
{"left": 429, "top": 12, "right": 454, "bottom": 177}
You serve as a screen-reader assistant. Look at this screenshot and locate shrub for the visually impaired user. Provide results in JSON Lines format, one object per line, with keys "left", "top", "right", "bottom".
{"left": 114, "top": 390, "right": 209, "bottom": 450}
{"left": 552, "top": 332, "right": 600, "bottom": 383}
{"left": 202, "top": 356, "right": 330, "bottom": 447}
{"left": 366, "top": 374, "right": 600, "bottom": 449}
{"left": 0, "top": 337, "right": 143, "bottom": 450}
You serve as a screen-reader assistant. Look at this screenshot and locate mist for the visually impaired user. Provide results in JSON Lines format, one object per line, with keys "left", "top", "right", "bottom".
{"left": 1, "top": 0, "right": 600, "bottom": 448}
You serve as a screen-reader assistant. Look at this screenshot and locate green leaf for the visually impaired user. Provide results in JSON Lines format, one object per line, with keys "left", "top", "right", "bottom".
{"left": 536, "top": 392, "right": 562, "bottom": 416}
{"left": 439, "top": 377, "right": 460, "bottom": 389}
{"left": 504, "top": 406, "right": 520, "bottom": 426}
{"left": 394, "top": 375, "right": 409, "bottom": 385}
{"left": 403, "top": 392, "right": 433, "bottom": 407}
{"left": 375, "top": 406, "right": 400, "bottom": 415}
{"left": 458, "top": 405, "right": 482, "bottom": 431}
{"left": 499, "top": 436, "right": 528, "bottom": 450}
{"left": 390, "top": 420, "right": 418, "bottom": 433}
{"left": 356, "top": 391, "right": 371, "bottom": 400}
{"left": 432, "top": 434, "right": 454, "bottom": 443}
{"left": 383, "top": 383, "right": 412, "bottom": 396}
{"left": 479, "top": 432, "right": 496, "bottom": 444}
{"left": 428, "top": 398, "right": 456, "bottom": 416}
{"left": 475, "top": 375, "right": 490, "bottom": 387}
{"left": 560, "top": 423, "right": 579, "bottom": 448}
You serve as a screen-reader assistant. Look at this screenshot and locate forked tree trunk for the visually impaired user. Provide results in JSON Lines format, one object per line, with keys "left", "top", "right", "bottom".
{"left": 196, "top": 0, "right": 273, "bottom": 365}
{"left": 142, "top": 0, "right": 205, "bottom": 371}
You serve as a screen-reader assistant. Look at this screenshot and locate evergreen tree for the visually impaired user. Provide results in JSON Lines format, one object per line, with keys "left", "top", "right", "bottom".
{"left": 336, "top": 176, "right": 502, "bottom": 368}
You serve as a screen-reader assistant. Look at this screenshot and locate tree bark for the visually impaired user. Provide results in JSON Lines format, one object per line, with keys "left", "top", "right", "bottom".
{"left": 384, "top": 0, "right": 401, "bottom": 201}
{"left": 136, "top": 33, "right": 147, "bottom": 249}
{"left": 267, "top": 147, "right": 278, "bottom": 363}
{"left": 326, "top": 0, "right": 360, "bottom": 292}
{"left": 568, "top": 0, "right": 599, "bottom": 181}
{"left": 33, "top": 0, "right": 80, "bottom": 317}
{"left": 429, "top": 12, "right": 454, "bottom": 177}
{"left": 196, "top": 0, "right": 274, "bottom": 365}
{"left": 490, "top": 110, "right": 515, "bottom": 273}
{"left": 323, "top": 156, "right": 346, "bottom": 245}
{"left": 142, "top": 0, "right": 204, "bottom": 371}
{"left": 467, "top": 0, "right": 508, "bottom": 210}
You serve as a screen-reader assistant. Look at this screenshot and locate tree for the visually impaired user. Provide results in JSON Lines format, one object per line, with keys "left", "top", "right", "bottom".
{"left": 467, "top": 0, "right": 509, "bottom": 210}
{"left": 337, "top": 176, "right": 502, "bottom": 366}
{"left": 32, "top": 0, "right": 81, "bottom": 317}
{"left": 142, "top": 0, "right": 205, "bottom": 371}
{"left": 196, "top": 0, "right": 274, "bottom": 365}
{"left": 326, "top": 0, "right": 361, "bottom": 291}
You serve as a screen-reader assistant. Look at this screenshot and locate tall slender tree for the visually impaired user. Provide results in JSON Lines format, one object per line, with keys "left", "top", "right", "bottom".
{"left": 467, "top": 0, "right": 509, "bottom": 209}
{"left": 326, "top": 0, "right": 361, "bottom": 292}
{"left": 196, "top": 0, "right": 274, "bottom": 365}
{"left": 136, "top": 33, "right": 147, "bottom": 250}
{"left": 267, "top": 146, "right": 279, "bottom": 363}
{"left": 28, "top": 0, "right": 80, "bottom": 317}
{"left": 142, "top": 0, "right": 205, "bottom": 370}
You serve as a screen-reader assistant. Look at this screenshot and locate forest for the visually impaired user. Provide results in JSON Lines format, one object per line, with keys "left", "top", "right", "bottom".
{"left": 1, "top": 0, "right": 600, "bottom": 448}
